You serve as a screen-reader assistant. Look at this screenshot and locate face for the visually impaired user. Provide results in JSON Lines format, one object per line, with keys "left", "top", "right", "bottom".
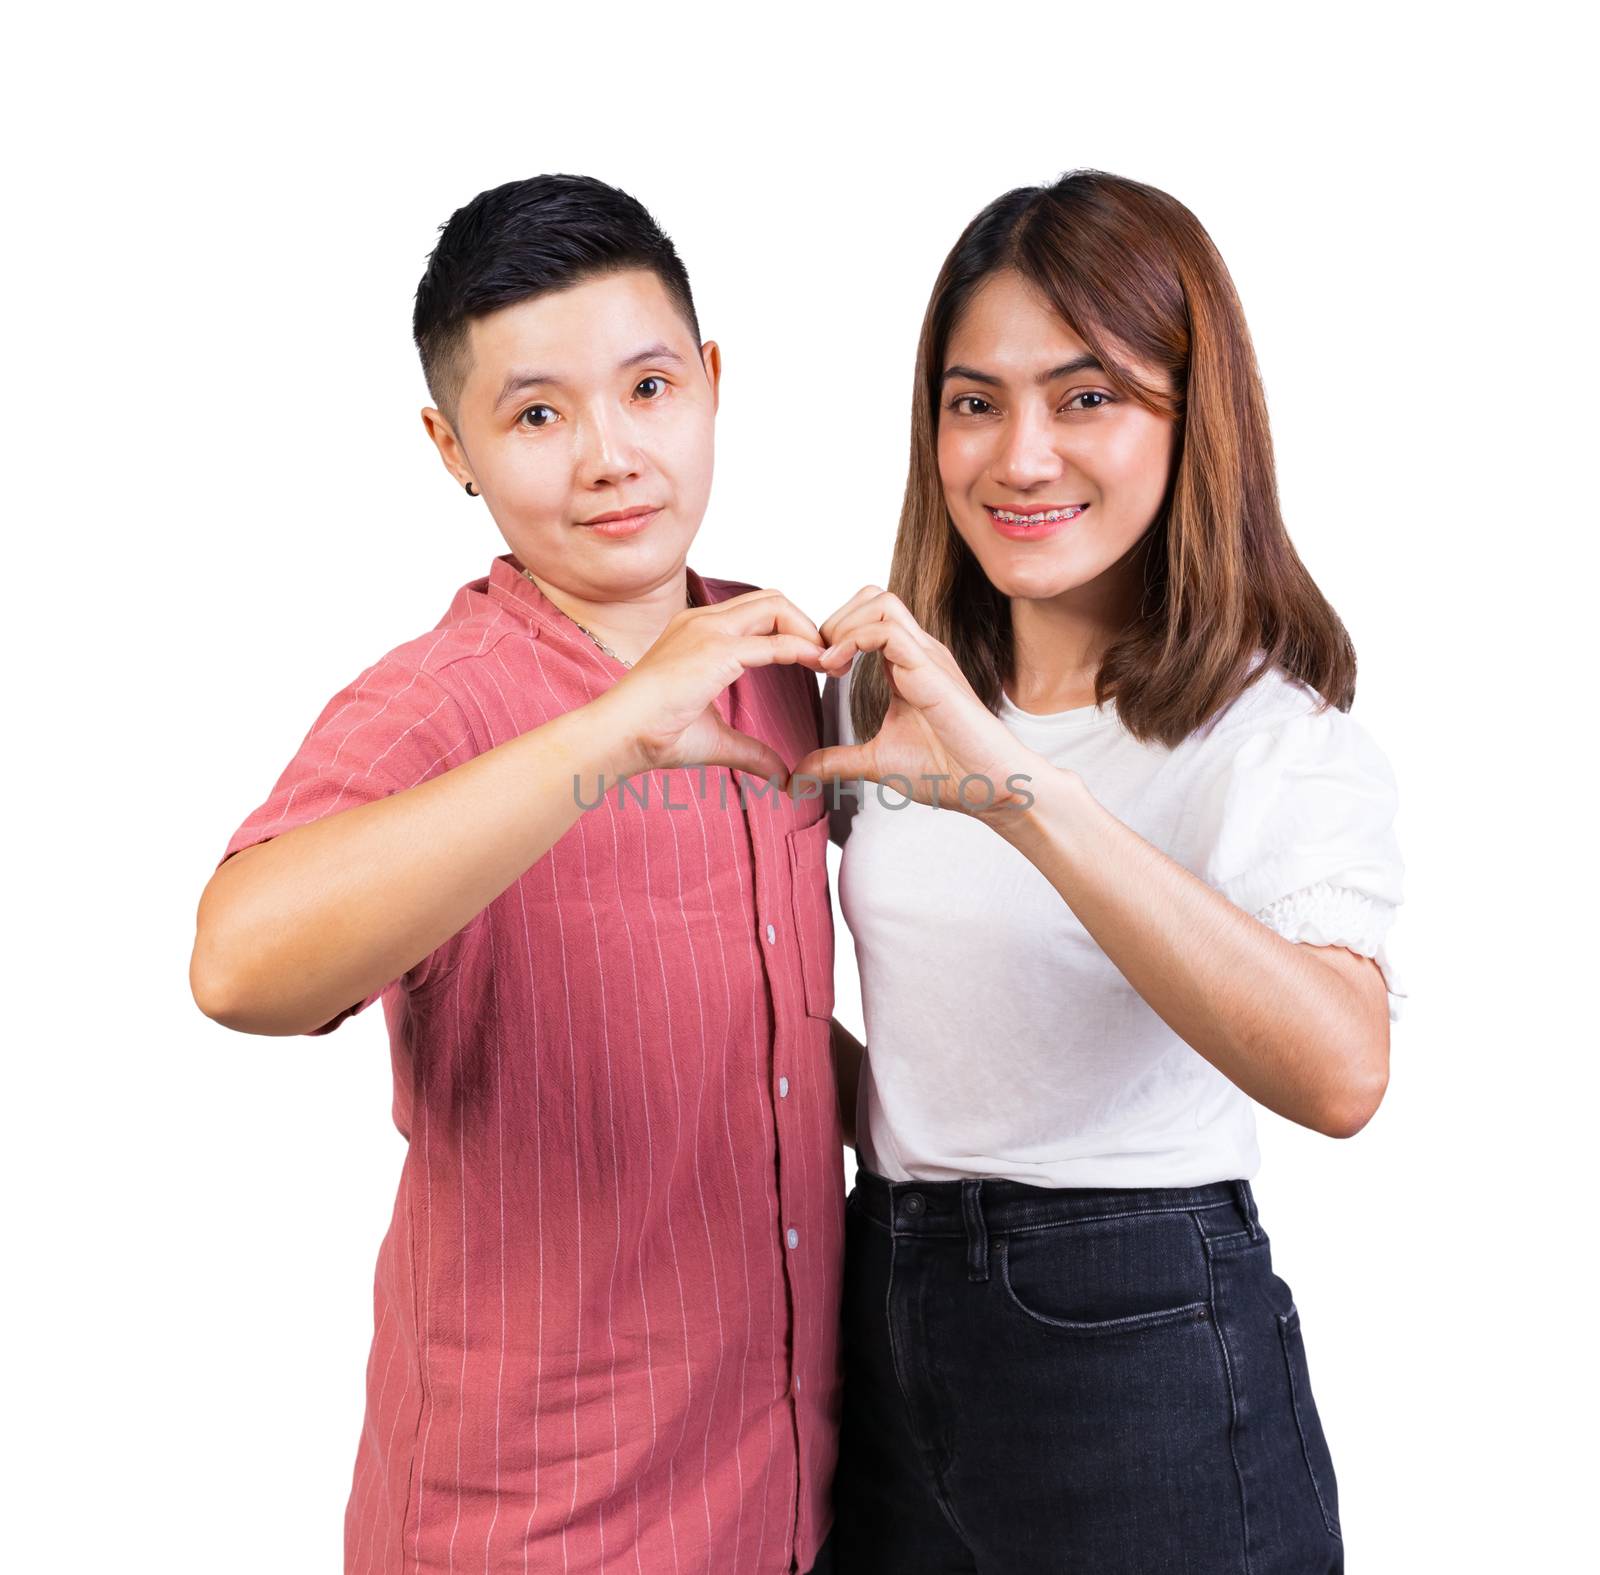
{"left": 422, "top": 268, "right": 719, "bottom": 601}
{"left": 937, "top": 268, "right": 1177, "bottom": 606}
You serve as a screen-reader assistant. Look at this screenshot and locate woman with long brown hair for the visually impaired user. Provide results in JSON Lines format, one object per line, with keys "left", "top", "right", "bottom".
{"left": 795, "top": 171, "right": 1404, "bottom": 1571}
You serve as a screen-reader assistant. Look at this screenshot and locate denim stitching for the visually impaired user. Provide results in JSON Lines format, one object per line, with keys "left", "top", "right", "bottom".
{"left": 912, "top": 1265, "right": 977, "bottom": 1549}
{"left": 999, "top": 1200, "right": 1239, "bottom": 1237}
{"left": 994, "top": 1234, "right": 1210, "bottom": 1334}
{"left": 1198, "top": 1213, "right": 1255, "bottom": 1575}
{"left": 883, "top": 1221, "right": 913, "bottom": 1412}
{"left": 1278, "top": 1311, "right": 1343, "bottom": 1540}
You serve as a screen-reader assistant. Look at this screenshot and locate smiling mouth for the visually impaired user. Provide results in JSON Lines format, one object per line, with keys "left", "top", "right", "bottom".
{"left": 985, "top": 504, "right": 1090, "bottom": 525}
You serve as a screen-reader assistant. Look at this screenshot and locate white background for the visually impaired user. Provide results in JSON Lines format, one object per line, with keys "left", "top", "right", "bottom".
{"left": 7, "top": 3, "right": 1593, "bottom": 1569}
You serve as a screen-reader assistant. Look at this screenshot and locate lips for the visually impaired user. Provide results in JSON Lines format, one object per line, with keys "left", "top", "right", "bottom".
{"left": 577, "top": 506, "right": 661, "bottom": 539}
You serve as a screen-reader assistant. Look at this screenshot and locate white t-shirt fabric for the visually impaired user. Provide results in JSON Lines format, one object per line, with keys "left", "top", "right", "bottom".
{"left": 821, "top": 652, "right": 1407, "bottom": 1188}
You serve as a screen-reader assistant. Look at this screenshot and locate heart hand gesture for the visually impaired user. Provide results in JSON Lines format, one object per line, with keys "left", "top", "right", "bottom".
{"left": 791, "top": 586, "right": 1043, "bottom": 824}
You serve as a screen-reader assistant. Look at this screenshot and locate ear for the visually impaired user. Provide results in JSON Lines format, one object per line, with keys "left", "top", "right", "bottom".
{"left": 700, "top": 340, "right": 722, "bottom": 413}
{"left": 420, "top": 406, "right": 476, "bottom": 491}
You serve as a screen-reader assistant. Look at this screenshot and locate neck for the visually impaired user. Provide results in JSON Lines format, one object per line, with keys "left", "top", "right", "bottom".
{"left": 520, "top": 562, "right": 692, "bottom": 665}
{"left": 1007, "top": 559, "right": 1141, "bottom": 713}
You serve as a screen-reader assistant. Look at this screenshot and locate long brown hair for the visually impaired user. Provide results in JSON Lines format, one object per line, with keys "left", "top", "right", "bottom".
{"left": 851, "top": 169, "right": 1356, "bottom": 751}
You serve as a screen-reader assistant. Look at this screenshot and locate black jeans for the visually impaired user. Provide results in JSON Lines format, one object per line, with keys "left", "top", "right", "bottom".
{"left": 831, "top": 1166, "right": 1343, "bottom": 1573}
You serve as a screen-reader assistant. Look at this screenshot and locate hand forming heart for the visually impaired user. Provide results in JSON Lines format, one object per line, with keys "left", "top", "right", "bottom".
{"left": 790, "top": 585, "right": 1050, "bottom": 825}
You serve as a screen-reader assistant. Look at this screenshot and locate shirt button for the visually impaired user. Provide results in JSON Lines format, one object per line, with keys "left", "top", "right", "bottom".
{"left": 786, "top": 1227, "right": 799, "bottom": 1249}
{"left": 778, "top": 1076, "right": 790, "bottom": 1098}
{"left": 765, "top": 922, "right": 776, "bottom": 944}
{"left": 904, "top": 1193, "right": 925, "bottom": 1216}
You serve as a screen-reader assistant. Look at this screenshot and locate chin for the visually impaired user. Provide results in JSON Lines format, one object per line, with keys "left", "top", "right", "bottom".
{"left": 969, "top": 550, "right": 1086, "bottom": 602}
{"left": 593, "top": 523, "right": 700, "bottom": 586}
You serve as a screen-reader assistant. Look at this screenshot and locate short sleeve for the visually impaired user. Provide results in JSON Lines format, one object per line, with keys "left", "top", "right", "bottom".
{"left": 821, "top": 661, "right": 863, "bottom": 849}
{"left": 1194, "top": 704, "right": 1409, "bottom": 1023}
{"left": 215, "top": 651, "right": 476, "bottom": 1034}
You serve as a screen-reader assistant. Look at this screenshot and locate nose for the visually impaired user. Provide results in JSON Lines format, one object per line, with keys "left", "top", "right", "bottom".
{"left": 575, "top": 399, "right": 644, "bottom": 488}
{"left": 991, "top": 402, "right": 1065, "bottom": 492}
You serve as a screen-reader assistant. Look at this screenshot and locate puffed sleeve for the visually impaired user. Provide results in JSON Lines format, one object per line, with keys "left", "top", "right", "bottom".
{"left": 1192, "top": 704, "right": 1409, "bottom": 1022}
{"left": 820, "top": 660, "right": 863, "bottom": 849}
{"left": 213, "top": 649, "right": 477, "bottom": 1034}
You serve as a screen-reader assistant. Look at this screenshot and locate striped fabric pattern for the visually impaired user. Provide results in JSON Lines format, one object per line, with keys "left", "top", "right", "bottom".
{"left": 216, "top": 554, "right": 843, "bottom": 1573}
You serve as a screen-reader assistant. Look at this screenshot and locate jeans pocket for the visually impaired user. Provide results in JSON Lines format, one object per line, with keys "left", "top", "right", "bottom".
{"left": 1278, "top": 1305, "right": 1343, "bottom": 1539}
{"left": 995, "top": 1223, "right": 1212, "bottom": 1336}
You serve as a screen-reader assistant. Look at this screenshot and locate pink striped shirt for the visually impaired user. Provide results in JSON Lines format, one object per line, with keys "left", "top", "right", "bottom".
{"left": 215, "top": 552, "right": 844, "bottom": 1573}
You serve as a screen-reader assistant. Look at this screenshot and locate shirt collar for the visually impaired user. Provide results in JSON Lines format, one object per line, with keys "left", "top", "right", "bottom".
{"left": 484, "top": 552, "right": 714, "bottom": 650}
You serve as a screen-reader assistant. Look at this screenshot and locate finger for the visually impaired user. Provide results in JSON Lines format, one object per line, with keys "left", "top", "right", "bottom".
{"left": 817, "top": 584, "right": 886, "bottom": 645}
{"left": 820, "top": 594, "right": 927, "bottom": 667}
{"left": 732, "top": 633, "right": 834, "bottom": 671}
{"left": 698, "top": 715, "right": 792, "bottom": 789}
{"left": 702, "top": 589, "right": 825, "bottom": 648}
{"left": 822, "top": 617, "right": 928, "bottom": 675}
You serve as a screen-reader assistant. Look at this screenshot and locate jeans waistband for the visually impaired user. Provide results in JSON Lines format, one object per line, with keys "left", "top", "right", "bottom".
{"left": 851, "top": 1165, "right": 1259, "bottom": 1249}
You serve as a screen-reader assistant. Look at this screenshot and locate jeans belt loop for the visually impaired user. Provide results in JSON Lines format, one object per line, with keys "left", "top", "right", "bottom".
{"left": 1232, "top": 1179, "right": 1260, "bottom": 1240}
{"left": 961, "top": 1179, "right": 989, "bottom": 1281}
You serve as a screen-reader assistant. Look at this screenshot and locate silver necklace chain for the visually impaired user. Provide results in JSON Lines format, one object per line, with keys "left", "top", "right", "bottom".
{"left": 520, "top": 566, "right": 692, "bottom": 668}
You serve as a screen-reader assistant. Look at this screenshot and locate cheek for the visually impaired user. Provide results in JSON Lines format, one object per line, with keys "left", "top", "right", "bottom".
{"left": 1109, "top": 418, "right": 1175, "bottom": 498}
{"left": 493, "top": 440, "right": 567, "bottom": 508}
{"left": 937, "top": 424, "right": 982, "bottom": 490}
{"left": 659, "top": 404, "right": 716, "bottom": 505}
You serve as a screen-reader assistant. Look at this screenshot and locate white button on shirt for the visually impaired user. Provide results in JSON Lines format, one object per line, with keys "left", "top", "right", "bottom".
{"left": 779, "top": 1076, "right": 790, "bottom": 1098}
{"left": 764, "top": 922, "right": 776, "bottom": 944}
{"left": 823, "top": 651, "right": 1407, "bottom": 1190}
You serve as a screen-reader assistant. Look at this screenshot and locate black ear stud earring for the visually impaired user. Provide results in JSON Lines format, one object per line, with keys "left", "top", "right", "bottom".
{"left": 464, "top": 481, "right": 479, "bottom": 496}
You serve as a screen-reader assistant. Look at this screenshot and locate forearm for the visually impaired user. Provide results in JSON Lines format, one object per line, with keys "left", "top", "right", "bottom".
{"left": 829, "top": 1018, "right": 864, "bottom": 1149}
{"left": 192, "top": 692, "right": 647, "bottom": 1036}
{"left": 992, "top": 765, "right": 1385, "bottom": 1137}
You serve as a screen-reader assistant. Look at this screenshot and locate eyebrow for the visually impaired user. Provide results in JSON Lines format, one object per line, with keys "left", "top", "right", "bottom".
{"left": 941, "top": 354, "right": 1105, "bottom": 388}
{"left": 493, "top": 343, "right": 688, "bottom": 409}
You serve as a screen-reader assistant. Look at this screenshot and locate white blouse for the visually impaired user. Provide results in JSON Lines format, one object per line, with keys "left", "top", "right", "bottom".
{"left": 822, "top": 652, "right": 1408, "bottom": 1188}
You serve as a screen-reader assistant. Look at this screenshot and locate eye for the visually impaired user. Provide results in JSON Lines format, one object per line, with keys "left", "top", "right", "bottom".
{"left": 635, "top": 376, "right": 668, "bottom": 399}
{"left": 1063, "top": 390, "right": 1112, "bottom": 411}
{"left": 518, "top": 403, "right": 559, "bottom": 429}
{"left": 946, "top": 394, "right": 996, "bottom": 417}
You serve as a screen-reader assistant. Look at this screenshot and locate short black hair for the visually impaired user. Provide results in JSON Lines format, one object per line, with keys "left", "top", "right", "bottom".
{"left": 412, "top": 173, "right": 702, "bottom": 425}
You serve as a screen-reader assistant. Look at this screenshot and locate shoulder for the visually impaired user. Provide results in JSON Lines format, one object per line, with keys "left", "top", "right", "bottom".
{"left": 304, "top": 602, "right": 536, "bottom": 759}
{"left": 353, "top": 580, "right": 550, "bottom": 723}
{"left": 1177, "top": 659, "right": 1401, "bottom": 878}
{"left": 1197, "top": 659, "right": 1334, "bottom": 740}
{"left": 1173, "top": 659, "right": 1401, "bottom": 858}
{"left": 1171, "top": 659, "right": 1407, "bottom": 1004}
{"left": 1185, "top": 659, "right": 1390, "bottom": 778}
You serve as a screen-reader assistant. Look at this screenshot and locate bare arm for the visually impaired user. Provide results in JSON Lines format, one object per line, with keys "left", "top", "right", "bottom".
{"left": 192, "top": 589, "right": 827, "bottom": 1037}
{"left": 992, "top": 769, "right": 1390, "bottom": 1139}
{"left": 191, "top": 691, "right": 650, "bottom": 1036}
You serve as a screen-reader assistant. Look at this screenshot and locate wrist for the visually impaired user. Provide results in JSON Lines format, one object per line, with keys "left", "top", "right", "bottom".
{"left": 566, "top": 689, "right": 652, "bottom": 789}
{"left": 979, "top": 757, "right": 1094, "bottom": 846}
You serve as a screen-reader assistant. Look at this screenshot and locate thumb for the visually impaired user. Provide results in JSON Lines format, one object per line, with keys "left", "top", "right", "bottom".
{"left": 700, "top": 712, "right": 792, "bottom": 789}
{"left": 790, "top": 742, "right": 876, "bottom": 787}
